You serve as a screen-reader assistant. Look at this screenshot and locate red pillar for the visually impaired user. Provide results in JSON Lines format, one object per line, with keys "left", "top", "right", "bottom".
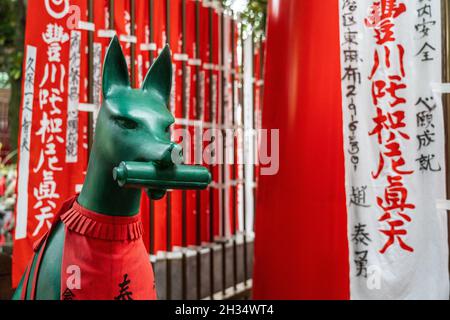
{"left": 253, "top": 0, "right": 350, "bottom": 299}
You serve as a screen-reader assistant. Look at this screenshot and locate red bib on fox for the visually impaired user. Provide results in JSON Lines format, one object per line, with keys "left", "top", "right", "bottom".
{"left": 59, "top": 198, "right": 156, "bottom": 300}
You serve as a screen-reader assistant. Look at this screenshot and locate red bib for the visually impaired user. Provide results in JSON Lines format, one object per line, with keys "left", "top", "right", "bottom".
{"left": 24, "top": 196, "right": 156, "bottom": 300}
{"left": 58, "top": 200, "right": 156, "bottom": 300}
{"left": 56, "top": 201, "right": 156, "bottom": 300}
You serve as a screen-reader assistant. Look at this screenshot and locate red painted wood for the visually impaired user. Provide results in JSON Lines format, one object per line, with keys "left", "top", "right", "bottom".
{"left": 253, "top": 0, "right": 350, "bottom": 299}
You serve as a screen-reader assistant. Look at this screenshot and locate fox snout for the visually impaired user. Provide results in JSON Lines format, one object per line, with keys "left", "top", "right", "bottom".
{"left": 157, "top": 142, "right": 183, "bottom": 168}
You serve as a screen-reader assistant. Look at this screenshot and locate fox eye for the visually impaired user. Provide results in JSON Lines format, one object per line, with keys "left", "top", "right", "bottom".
{"left": 113, "top": 116, "right": 138, "bottom": 130}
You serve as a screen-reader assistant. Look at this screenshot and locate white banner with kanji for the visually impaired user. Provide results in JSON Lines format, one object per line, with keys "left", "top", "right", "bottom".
{"left": 339, "top": 0, "right": 449, "bottom": 299}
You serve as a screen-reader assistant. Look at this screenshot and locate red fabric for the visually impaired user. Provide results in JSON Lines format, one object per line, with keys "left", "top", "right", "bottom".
{"left": 21, "top": 196, "right": 155, "bottom": 300}
{"left": 252, "top": 0, "right": 350, "bottom": 299}
{"left": 140, "top": 192, "right": 151, "bottom": 252}
{"left": 114, "top": 0, "right": 132, "bottom": 75}
{"left": 93, "top": 0, "right": 111, "bottom": 47}
{"left": 60, "top": 199, "right": 156, "bottom": 300}
{"left": 12, "top": 0, "right": 86, "bottom": 287}
{"left": 60, "top": 202, "right": 144, "bottom": 241}
{"left": 67, "top": 0, "right": 89, "bottom": 197}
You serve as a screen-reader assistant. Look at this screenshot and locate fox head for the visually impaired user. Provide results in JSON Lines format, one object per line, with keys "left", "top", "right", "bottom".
{"left": 93, "top": 36, "right": 182, "bottom": 171}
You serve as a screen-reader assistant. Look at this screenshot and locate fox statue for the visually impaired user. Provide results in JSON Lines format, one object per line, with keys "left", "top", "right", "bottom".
{"left": 13, "top": 36, "right": 210, "bottom": 300}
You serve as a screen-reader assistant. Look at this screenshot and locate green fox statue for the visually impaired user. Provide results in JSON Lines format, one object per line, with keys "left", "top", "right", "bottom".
{"left": 13, "top": 36, "right": 211, "bottom": 300}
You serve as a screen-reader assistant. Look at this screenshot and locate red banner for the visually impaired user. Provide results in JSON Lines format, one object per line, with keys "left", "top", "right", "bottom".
{"left": 13, "top": 0, "right": 89, "bottom": 287}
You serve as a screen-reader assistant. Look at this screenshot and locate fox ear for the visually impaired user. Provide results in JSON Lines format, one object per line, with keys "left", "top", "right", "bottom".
{"left": 102, "top": 36, "right": 130, "bottom": 98}
{"left": 141, "top": 45, "right": 172, "bottom": 104}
